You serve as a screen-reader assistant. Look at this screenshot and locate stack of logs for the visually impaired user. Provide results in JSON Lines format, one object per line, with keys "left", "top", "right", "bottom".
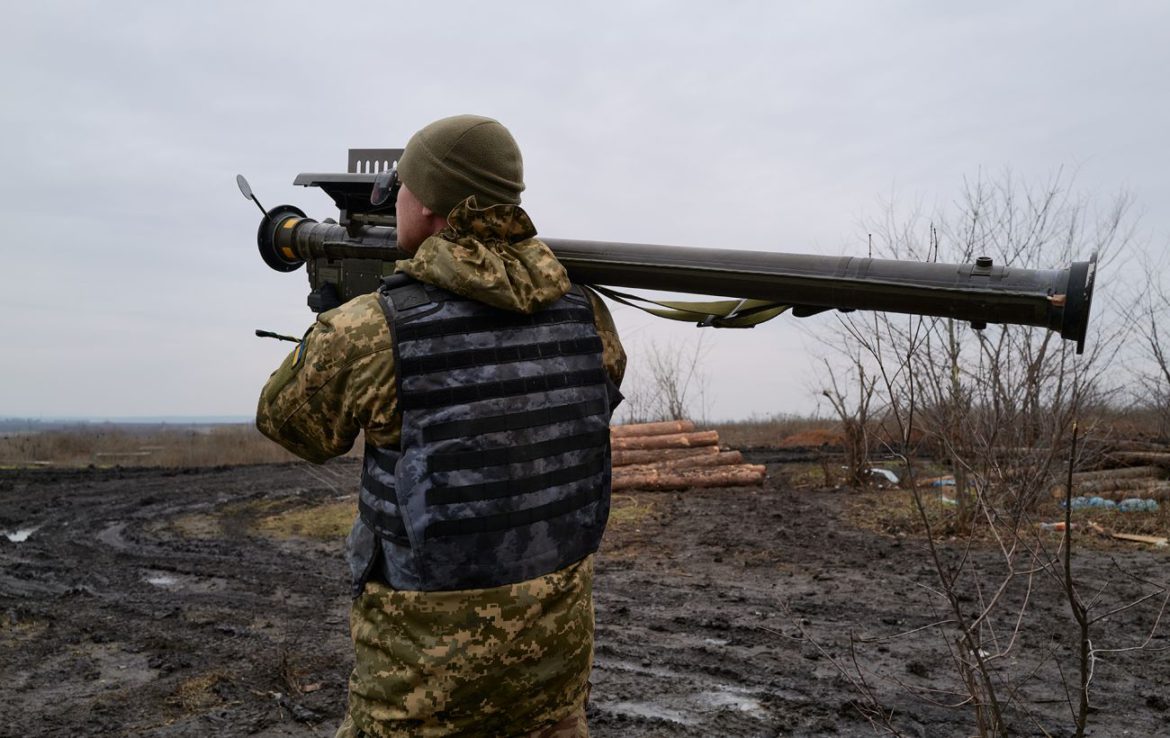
{"left": 1059, "top": 443, "right": 1170, "bottom": 502}
{"left": 610, "top": 420, "right": 766, "bottom": 492}
{"left": 1039, "top": 440, "right": 1170, "bottom": 502}
{"left": 1065, "top": 465, "right": 1170, "bottom": 501}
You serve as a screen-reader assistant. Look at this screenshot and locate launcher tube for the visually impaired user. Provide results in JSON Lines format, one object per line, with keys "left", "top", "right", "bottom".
{"left": 264, "top": 215, "right": 1095, "bottom": 352}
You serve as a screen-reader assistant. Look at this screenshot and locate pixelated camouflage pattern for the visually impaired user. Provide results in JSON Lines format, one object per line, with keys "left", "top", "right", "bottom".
{"left": 257, "top": 203, "right": 626, "bottom": 463}
{"left": 527, "top": 708, "right": 589, "bottom": 738}
{"left": 583, "top": 289, "right": 626, "bottom": 391}
{"left": 396, "top": 197, "right": 572, "bottom": 315}
{"left": 256, "top": 293, "right": 400, "bottom": 459}
{"left": 338, "top": 557, "right": 595, "bottom": 738}
{"left": 256, "top": 201, "right": 624, "bottom": 736}
{"left": 335, "top": 708, "right": 587, "bottom": 738}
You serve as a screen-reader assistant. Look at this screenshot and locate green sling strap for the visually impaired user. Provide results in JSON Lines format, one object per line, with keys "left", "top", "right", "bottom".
{"left": 588, "top": 285, "right": 791, "bottom": 328}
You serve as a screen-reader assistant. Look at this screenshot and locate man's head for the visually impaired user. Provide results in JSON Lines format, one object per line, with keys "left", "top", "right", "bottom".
{"left": 395, "top": 114, "right": 525, "bottom": 254}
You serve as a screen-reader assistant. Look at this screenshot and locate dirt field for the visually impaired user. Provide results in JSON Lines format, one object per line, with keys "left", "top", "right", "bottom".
{"left": 2, "top": 458, "right": 1168, "bottom": 737}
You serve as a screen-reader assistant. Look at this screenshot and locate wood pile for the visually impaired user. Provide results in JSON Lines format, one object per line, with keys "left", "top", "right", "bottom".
{"left": 610, "top": 420, "right": 765, "bottom": 492}
{"left": 1052, "top": 452, "right": 1170, "bottom": 500}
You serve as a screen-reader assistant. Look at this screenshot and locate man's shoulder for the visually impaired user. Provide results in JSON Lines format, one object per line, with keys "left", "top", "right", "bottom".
{"left": 314, "top": 293, "right": 393, "bottom": 355}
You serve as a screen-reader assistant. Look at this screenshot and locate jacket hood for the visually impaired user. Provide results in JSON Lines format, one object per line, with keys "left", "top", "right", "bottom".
{"left": 395, "top": 197, "right": 570, "bottom": 314}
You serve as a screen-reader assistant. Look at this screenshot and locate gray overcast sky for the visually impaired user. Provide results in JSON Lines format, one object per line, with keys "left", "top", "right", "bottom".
{"left": 1, "top": 1, "right": 1167, "bottom": 420}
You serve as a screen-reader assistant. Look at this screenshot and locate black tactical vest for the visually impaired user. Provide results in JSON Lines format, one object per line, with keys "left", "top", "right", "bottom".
{"left": 346, "top": 277, "right": 618, "bottom": 595}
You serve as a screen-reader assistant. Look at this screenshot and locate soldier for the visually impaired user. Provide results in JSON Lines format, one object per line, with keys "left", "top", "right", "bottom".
{"left": 257, "top": 114, "right": 625, "bottom": 738}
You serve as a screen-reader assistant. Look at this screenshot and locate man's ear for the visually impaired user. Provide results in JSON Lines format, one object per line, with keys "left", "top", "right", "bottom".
{"left": 424, "top": 206, "right": 448, "bottom": 233}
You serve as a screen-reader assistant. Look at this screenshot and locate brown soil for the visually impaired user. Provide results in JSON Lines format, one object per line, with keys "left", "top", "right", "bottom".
{"left": 776, "top": 429, "right": 845, "bottom": 449}
{"left": 2, "top": 460, "right": 1168, "bottom": 737}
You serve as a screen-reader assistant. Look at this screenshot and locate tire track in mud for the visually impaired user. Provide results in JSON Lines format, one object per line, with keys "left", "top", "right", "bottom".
{"left": 3, "top": 462, "right": 1169, "bottom": 736}
{"left": 1, "top": 463, "right": 358, "bottom": 737}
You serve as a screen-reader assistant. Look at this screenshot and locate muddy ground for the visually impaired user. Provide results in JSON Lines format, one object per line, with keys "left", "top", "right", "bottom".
{"left": 2, "top": 458, "right": 1168, "bottom": 737}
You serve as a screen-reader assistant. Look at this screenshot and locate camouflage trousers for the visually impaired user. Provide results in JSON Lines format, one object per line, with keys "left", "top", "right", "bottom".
{"left": 335, "top": 706, "right": 589, "bottom": 738}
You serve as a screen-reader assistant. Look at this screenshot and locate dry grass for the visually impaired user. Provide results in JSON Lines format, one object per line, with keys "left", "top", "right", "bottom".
{"left": 848, "top": 490, "right": 965, "bottom": 538}
{"left": 775, "top": 462, "right": 835, "bottom": 488}
{"left": 608, "top": 494, "right": 656, "bottom": 527}
{"left": 168, "top": 671, "right": 227, "bottom": 712}
{"left": 708, "top": 414, "right": 838, "bottom": 448}
{"left": 0, "top": 424, "right": 364, "bottom": 468}
{"left": 847, "top": 488, "right": 1170, "bottom": 547}
{"left": 161, "top": 513, "right": 224, "bottom": 539}
{"left": 0, "top": 615, "right": 48, "bottom": 645}
{"left": 254, "top": 500, "right": 355, "bottom": 540}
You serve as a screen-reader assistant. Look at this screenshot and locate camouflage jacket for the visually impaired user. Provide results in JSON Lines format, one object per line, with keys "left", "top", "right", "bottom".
{"left": 257, "top": 199, "right": 625, "bottom": 460}
{"left": 257, "top": 199, "right": 624, "bottom": 737}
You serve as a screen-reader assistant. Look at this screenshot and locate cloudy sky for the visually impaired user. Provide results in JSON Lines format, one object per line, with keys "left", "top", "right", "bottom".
{"left": 2, "top": 1, "right": 1167, "bottom": 421}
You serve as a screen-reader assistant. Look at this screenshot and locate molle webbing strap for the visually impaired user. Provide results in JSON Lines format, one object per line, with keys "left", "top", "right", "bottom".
{"left": 426, "top": 457, "right": 606, "bottom": 506}
{"left": 400, "top": 336, "right": 603, "bottom": 375}
{"left": 399, "top": 368, "right": 608, "bottom": 411}
{"left": 367, "top": 451, "right": 398, "bottom": 480}
{"left": 363, "top": 469, "right": 397, "bottom": 501}
{"left": 394, "top": 307, "right": 595, "bottom": 342}
{"left": 421, "top": 398, "right": 609, "bottom": 443}
{"left": 384, "top": 281, "right": 431, "bottom": 312}
{"left": 358, "top": 496, "right": 409, "bottom": 545}
{"left": 427, "top": 428, "right": 609, "bottom": 473}
{"left": 425, "top": 485, "right": 605, "bottom": 540}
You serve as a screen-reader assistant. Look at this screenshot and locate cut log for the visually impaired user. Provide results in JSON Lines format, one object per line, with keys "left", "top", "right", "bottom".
{"left": 1051, "top": 480, "right": 1170, "bottom": 501}
{"left": 1112, "top": 533, "right": 1169, "bottom": 546}
{"left": 612, "top": 446, "right": 719, "bottom": 467}
{"left": 611, "top": 464, "right": 765, "bottom": 492}
{"left": 1070, "top": 485, "right": 1170, "bottom": 502}
{"left": 1105, "top": 440, "right": 1170, "bottom": 453}
{"left": 617, "top": 451, "right": 745, "bottom": 475}
{"left": 1107, "top": 452, "right": 1170, "bottom": 468}
{"left": 1072, "top": 466, "right": 1164, "bottom": 482}
{"left": 610, "top": 430, "right": 720, "bottom": 451}
{"left": 610, "top": 420, "right": 696, "bottom": 438}
{"left": 1066, "top": 477, "right": 1170, "bottom": 495}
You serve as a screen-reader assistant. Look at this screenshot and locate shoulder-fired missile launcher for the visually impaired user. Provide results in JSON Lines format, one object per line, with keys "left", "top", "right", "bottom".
{"left": 239, "top": 149, "right": 1096, "bottom": 352}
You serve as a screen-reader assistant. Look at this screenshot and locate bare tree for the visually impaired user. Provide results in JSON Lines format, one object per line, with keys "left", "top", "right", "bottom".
{"left": 1131, "top": 257, "right": 1170, "bottom": 439}
{"left": 820, "top": 352, "right": 879, "bottom": 488}
{"left": 815, "top": 171, "right": 1156, "bottom": 737}
{"left": 615, "top": 334, "right": 710, "bottom": 424}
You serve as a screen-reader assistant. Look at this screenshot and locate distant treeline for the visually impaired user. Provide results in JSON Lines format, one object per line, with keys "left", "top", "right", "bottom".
{"left": 0, "top": 417, "right": 253, "bottom": 433}
{"left": 0, "top": 424, "right": 362, "bottom": 468}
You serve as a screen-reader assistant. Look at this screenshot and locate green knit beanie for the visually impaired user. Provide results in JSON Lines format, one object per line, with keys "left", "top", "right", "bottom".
{"left": 398, "top": 114, "right": 525, "bottom": 217}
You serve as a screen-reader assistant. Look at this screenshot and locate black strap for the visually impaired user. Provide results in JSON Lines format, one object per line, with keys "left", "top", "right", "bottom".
{"left": 421, "top": 398, "right": 609, "bottom": 443}
{"left": 400, "top": 336, "right": 603, "bottom": 375}
{"left": 425, "top": 484, "right": 604, "bottom": 540}
{"left": 379, "top": 273, "right": 416, "bottom": 291}
{"left": 395, "top": 307, "right": 595, "bottom": 342}
{"left": 389, "top": 283, "right": 432, "bottom": 313}
{"left": 358, "top": 495, "right": 409, "bottom": 545}
{"left": 362, "top": 468, "right": 398, "bottom": 502}
{"left": 400, "top": 368, "right": 608, "bottom": 411}
{"left": 427, "top": 428, "right": 609, "bottom": 473}
{"left": 365, "top": 448, "right": 400, "bottom": 479}
{"left": 426, "top": 457, "right": 606, "bottom": 507}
